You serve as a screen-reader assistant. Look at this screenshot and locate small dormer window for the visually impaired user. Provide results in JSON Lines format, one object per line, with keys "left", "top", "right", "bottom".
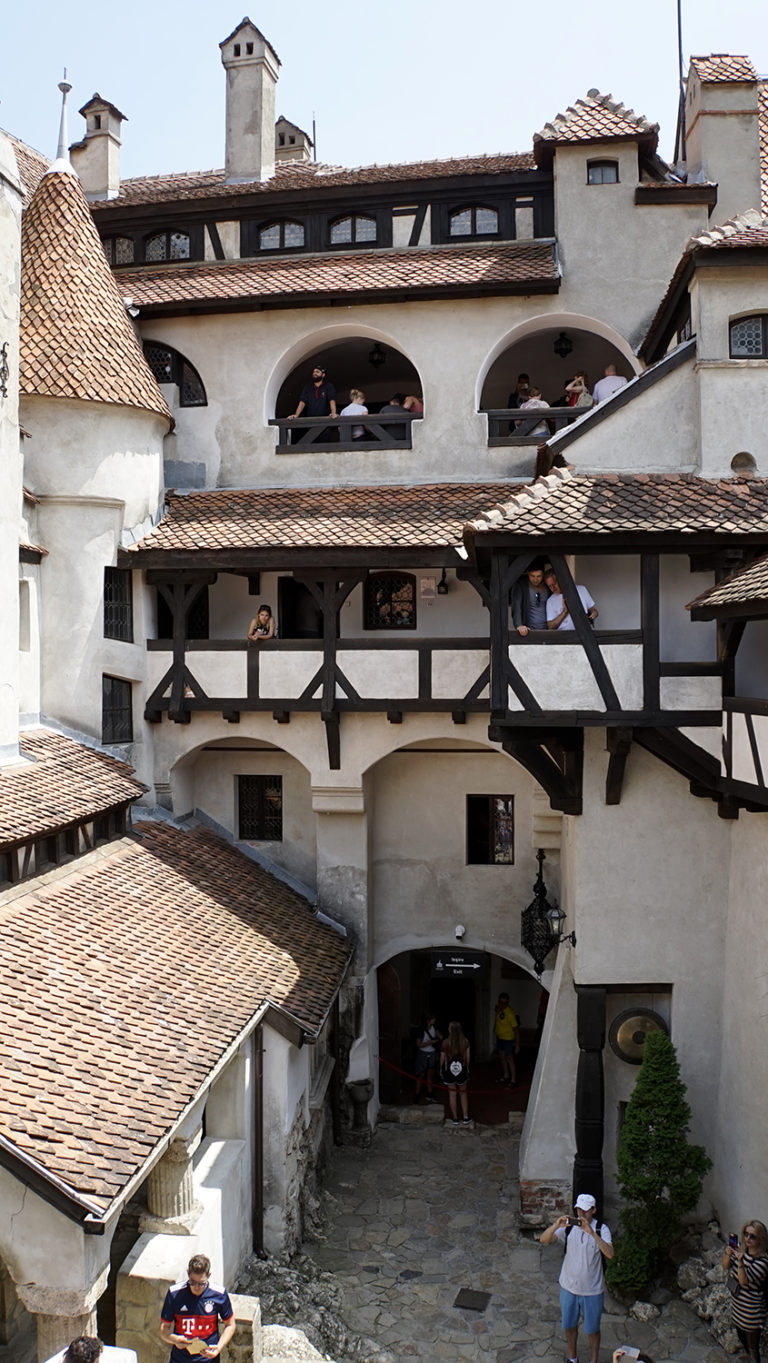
{"left": 102, "top": 235, "right": 134, "bottom": 267}
{"left": 730, "top": 315, "right": 768, "bottom": 358}
{"left": 246, "top": 41, "right": 254, "bottom": 54}
{"left": 330, "top": 214, "right": 377, "bottom": 245}
{"left": 144, "top": 231, "right": 191, "bottom": 263}
{"left": 587, "top": 160, "right": 619, "bottom": 185}
{"left": 259, "top": 220, "right": 305, "bottom": 251}
{"left": 449, "top": 206, "right": 499, "bottom": 237}
{"left": 94, "top": 114, "right": 102, "bottom": 130}
{"left": 234, "top": 43, "right": 241, "bottom": 56}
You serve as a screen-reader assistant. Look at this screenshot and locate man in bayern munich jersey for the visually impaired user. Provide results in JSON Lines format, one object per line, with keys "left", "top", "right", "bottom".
{"left": 160, "top": 1254, "right": 235, "bottom": 1361}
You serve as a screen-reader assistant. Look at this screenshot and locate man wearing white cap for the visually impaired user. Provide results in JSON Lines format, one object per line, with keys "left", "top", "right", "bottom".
{"left": 541, "top": 1192, "right": 613, "bottom": 1363}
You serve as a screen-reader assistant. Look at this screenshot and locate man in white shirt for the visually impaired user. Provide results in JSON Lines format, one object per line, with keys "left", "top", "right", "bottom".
{"left": 541, "top": 1192, "right": 614, "bottom": 1363}
{"left": 592, "top": 363, "right": 628, "bottom": 404}
{"left": 544, "top": 568, "right": 598, "bottom": 631}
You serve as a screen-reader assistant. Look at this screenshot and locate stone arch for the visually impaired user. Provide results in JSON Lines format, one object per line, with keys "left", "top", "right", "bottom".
{"left": 265, "top": 323, "right": 424, "bottom": 422}
{"left": 476, "top": 311, "right": 641, "bottom": 411}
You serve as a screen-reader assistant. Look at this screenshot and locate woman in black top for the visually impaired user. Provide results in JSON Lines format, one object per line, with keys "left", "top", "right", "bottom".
{"left": 440, "top": 1020, "right": 471, "bottom": 1126}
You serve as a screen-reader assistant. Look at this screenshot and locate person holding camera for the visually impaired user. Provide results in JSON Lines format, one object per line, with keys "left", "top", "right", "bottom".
{"left": 540, "top": 1192, "right": 613, "bottom": 1363}
{"left": 721, "top": 1219, "right": 768, "bottom": 1361}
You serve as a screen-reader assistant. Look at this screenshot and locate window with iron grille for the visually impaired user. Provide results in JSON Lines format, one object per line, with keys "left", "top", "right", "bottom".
{"left": 587, "top": 160, "right": 619, "bottom": 185}
{"left": 144, "top": 230, "right": 191, "bottom": 262}
{"left": 259, "top": 220, "right": 305, "bottom": 250}
{"left": 143, "top": 342, "right": 207, "bottom": 407}
{"left": 730, "top": 315, "right": 768, "bottom": 358}
{"left": 238, "top": 775, "right": 283, "bottom": 840}
{"left": 364, "top": 573, "right": 416, "bottom": 630}
{"left": 449, "top": 206, "right": 499, "bottom": 237}
{"left": 329, "top": 214, "right": 377, "bottom": 245}
{"left": 102, "top": 675, "right": 133, "bottom": 744}
{"left": 102, "top": 235, "right": 135, "bottom": 266}
{"left": 466, "top": 795, "right": 515, "bottom": 865}
{"left": 104, "top": 567, "right": 133, "bottom": 642}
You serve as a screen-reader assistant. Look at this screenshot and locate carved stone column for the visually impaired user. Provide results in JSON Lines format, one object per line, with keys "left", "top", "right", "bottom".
{"left": 140, "top": 1129, "right": 202, "bottom": 1234}
{"left": 36, "top": 1309, "right": 98, "bottom": 1360}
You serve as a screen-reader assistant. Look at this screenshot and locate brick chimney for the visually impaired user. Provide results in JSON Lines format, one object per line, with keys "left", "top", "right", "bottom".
{"left": 220, "top": 18, "right": 280, "bottom": 183}
{"left": 69, "top": 94, "right": 126, "bottom": 201}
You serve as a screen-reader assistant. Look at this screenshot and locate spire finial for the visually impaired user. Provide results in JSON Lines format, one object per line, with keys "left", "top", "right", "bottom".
{"left": 56, "top": 69, "right": 72, "bottom": 161}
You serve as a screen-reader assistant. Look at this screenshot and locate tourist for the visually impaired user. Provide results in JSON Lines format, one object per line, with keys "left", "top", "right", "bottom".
{"left": 592, "top": 363, "right": 628, "bottom": 404}
{"left": 378, "top": 393, "right": 407, "bottom": 440}
{"left": 160, "top": 1253, "right": 236, "bottom": 1362}
{"left": 512, "top": 560, "right": 550, "bottom": 636}
{"left": 402, "top": 394, "right": 424, "bottom": 415}
{"left": 288, "top": 364, "right": 338, "bottom": 420}
{"left": 413, "top": 1013, "right": 442, "bottom": 1103}
{"left": 340, "top": 388, "right": 369, "bottom": 440}
{"left": 544, "top": 567, "right": 598, "bottom": 630}
{"left": 515, "top": 386, "right": 551, "bottom": 438}
{"left": 506, "top": 372, "right": 531, "bottom": 409}
{"left": 565, "top": 370, "right": 593, "bottom": 409}
{"left": 721, "top": 1219, "right": 768, "bottom": 1361}
{"left": 540, "top": 1193, "right": 614, "bottom": 1363}
{"left": 247, "top": 604, "right": 275, "bottom": 641}
{"left": 440, "top": 1020, "right": 471, "bottom": 1125}
{"left": 43, "top": 1336, "right": 137, "bottom": 1362}
{"left": 493, "top": 992, "right": 520, "bottom": 1085}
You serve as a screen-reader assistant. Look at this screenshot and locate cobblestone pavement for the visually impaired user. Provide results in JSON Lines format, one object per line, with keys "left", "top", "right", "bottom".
{"left": 305, "top": 1116, "right": 728, "bottom": 1363}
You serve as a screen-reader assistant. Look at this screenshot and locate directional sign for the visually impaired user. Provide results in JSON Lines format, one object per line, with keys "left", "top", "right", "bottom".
{"left": 431, "top": 950, "right": 486, "bottom": 979}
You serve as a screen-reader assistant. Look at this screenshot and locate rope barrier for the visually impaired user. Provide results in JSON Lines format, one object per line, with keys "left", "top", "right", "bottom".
{"left": 378, "top": 1054, "right": 530, "bottom": 1097}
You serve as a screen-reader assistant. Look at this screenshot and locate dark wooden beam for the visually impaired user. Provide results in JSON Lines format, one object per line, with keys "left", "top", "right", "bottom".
{"left": 501, "top": 730, "right": 583, "bottom": 814}
{"left": 633, "top": 726, "right": 721, "bottom": 799}
{"left": 605, "top": 728, "right": 632, "bottom": 806}
{"left": 324, "top": 714, "right": 341, "bottom": 770}
{"left": 548, "top": 552, "right": 620, "bottom": 711}
{"left": 641, "top": 553, "right": 660, "bottom": 713}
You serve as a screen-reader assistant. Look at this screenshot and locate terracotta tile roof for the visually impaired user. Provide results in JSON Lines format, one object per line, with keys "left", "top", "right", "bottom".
{"left": 687, "top": 552, "right": 768, "bottom": 613}
{"left": 0, "top": 822, "right": 350, "bottom": 1212}
{"left": 689, "top": 55, "right": 758, "bottom": 84}
{"left": 20, "top": 167, "right": 172, "bottom": 421}
{"left": 759, "top": 82, "right": 768, "bottom": 216}
{"left": 95, "top": 152, "right": 535, "bottom": 211}
{"left": 19, "top": 538, "right": 47, "bottom": 557}
{"left": 534, "top": 90, "right": 658, "bottom": 165}
{"left": 127, "top": 483, "right": 518, "bottom": 556}
{"left": 5, "top": 132, "right": 50, "bottom": 206}
{"left": 465, "top": 469, "right": 768, "bottom": 541}
{"left": 116, "top": 240, "right": 558, "bottom": 311}
{"left": 0, "top": 729, "right": 145, "bottom": 847}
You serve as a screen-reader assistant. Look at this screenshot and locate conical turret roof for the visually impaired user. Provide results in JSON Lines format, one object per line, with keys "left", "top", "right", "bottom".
{"left": 20, "top": 166, "right": 171, "bottom": 421}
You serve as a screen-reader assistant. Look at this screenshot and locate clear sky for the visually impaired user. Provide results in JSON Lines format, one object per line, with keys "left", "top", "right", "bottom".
{"left": 2, "top": 0, "right": 767, "bottom": 179}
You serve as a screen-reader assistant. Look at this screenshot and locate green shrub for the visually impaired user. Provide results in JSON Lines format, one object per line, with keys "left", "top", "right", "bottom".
{"left": 606, "top": 1030, "right": 711, "bottom": 1296}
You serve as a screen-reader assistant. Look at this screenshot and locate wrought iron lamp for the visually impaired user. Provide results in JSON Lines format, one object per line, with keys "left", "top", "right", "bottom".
{"left": 545, "top": 901, "right": 577, "bottom": 949}
{"left": 520, "top": 848, "right": 574, "bottom": 978}
{"left": 368, "top": 342, "right": 386, "bottom": 368}
{"left": 553, "top": 331, "right": 573, "bottom": 359}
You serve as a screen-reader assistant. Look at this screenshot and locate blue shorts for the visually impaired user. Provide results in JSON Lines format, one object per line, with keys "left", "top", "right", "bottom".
{"left": 560, "top": 1288, "right": 603, "bottom": 1335}
{"left": 496, "top": 1038, "right": 516, "bottom": 1054}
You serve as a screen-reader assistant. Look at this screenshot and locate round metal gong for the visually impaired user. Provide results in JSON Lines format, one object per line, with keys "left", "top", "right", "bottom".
{"left": 608, "top": 1008, "right": 668, "bottom": 1064}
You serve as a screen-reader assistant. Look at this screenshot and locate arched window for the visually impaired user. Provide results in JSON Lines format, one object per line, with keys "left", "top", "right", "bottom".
{"left": 730, "top": 315, "right": 768, "bottom": 358}
{"left": 259, "top": 220, "right": 305, "bottom": 250}
{"left": 449, "top": 206, "right": 499, "bottom": 237}
{"left": 330, "top": 214, "right": 377, "bottom": 245}
{"left": 143, "top": 342, "right": 207, "bottom": 407}
{"left": 144, "top": 230, "right": 191, "bottom": 263}
{"left": 102, "top": 235, "right": 134, "bottom": 266}
{"left": 587, "top": 160, "right": 619, "bottom": 185}
{"left": 364, "top": 573, "right": 416, "bottom": 631}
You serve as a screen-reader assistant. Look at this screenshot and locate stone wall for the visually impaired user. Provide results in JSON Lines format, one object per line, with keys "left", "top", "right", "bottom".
{"left": 519, "top": 1178, "right": 571, "bottom": 1228}
{"left": 0, "top": 1263, "right": 36, "bottom": 1363}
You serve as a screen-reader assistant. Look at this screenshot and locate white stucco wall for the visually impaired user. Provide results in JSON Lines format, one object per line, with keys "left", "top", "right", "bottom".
{"left": 694, "top": 268, "right": 768, "bottom": 477}
{"left": 712, "top": 812, "right": 768, "bottom": 1232}
{"left": 20, "top": 396, "right": 165, "bottom": 528}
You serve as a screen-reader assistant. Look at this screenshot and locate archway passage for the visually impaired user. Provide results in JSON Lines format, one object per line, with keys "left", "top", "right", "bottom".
{"left": 378, "top": 948, "right": 546, "bottom": 1125}
{"left": 480, "top": 324, "right": 633, "bottom": 412}
{"left": 276, "top": 336, "right": 421, "bottom": 417}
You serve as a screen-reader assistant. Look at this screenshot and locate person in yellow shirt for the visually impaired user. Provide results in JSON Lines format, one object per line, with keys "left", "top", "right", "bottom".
{"left": 494, "top": 992, "right": 520, "bottom": 1085}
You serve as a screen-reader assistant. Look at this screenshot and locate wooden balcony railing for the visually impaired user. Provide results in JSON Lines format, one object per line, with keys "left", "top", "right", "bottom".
{"left": 485, "top": 405, "right": 589, "bottom": 445}
{"left": 270, "top": 412, "right": 417, "bottom": 453}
